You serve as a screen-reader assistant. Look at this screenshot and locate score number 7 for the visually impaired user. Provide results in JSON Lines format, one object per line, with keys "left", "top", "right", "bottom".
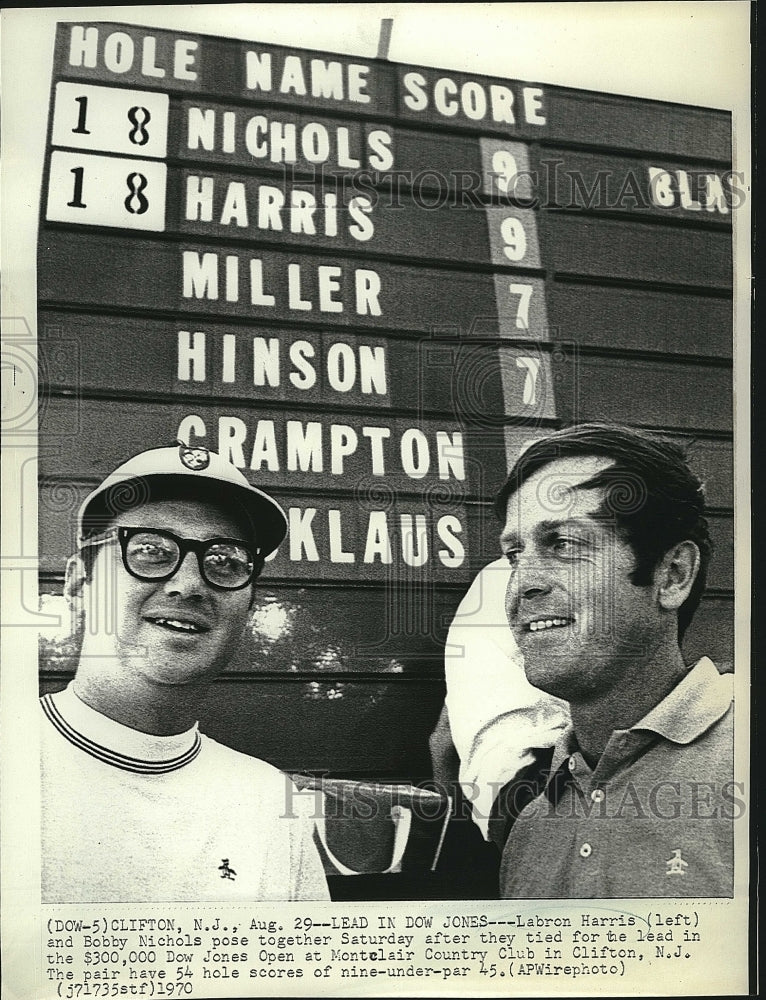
{"left": 507, "top": 283, "right": 533, "bottom": 330}
{"left": 515, "top": 356, "right": 541, "bottom": 405}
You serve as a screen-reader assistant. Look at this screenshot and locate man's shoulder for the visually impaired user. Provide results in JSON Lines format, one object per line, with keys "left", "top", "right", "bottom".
{"left": 198, "top": 735, "right": 289, "bottom": 786}
{"left": 197, "top": 738, "right": 320, "bottom": 831}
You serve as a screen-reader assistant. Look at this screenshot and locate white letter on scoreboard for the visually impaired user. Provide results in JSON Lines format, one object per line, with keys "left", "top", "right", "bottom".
{"left": 330, "top": 425, "right": 359, "bottom": 474}
{"left": 253, "top": 338, "right": 280, "bottom": 386}
{"left": 177, "top": 330, "right": 206, "bottom": 382}
{"left": 187, "top": 108, "right": 215, "bottom": 151}
{"left": 183, "top": 251, "right": 218, "bottom": 300}
{"left": 289, "top": 341, "right": 317, "bottom": 389}
{"left": 402, "top": 72, "right": 428, "bottom": 111}
{"left": 348, "top": 65, "right": 371, "bottom": 104}
{"left": 437, "top": 516, "right": 465, "bottom": 567}
{"left": 68, "top": 26, "right": 99, "bottom": 67}
{"left": 218, "top": 416, "right": 248, "bottom": 467}
{"left": 364, "top": 511, "right": 393, "bottom": 563}
{"left": 355, "top": 270, "right": 382, "bottom": 315}
{"left": 174, "top": 39, "right": 198, "bottom": 80}
{"left": 177, "top": 414, "right": 206, "bottom": 443}
{"left": 522, "top": 87, "right": 546, "bottom": 124}
{"left": 246, "top": 51, "right": 272, "bottom": 91}
{"left": 647, "top": 166, "right": 676, "bottom": 207}
{"left": 287, "top": 421, "right": 323, "bottom": 472}
{"left": 289, "top": 508, "right": 320, "bottom": 561}
{"left": 103, "top": 32, "right": 134, "bottom": 74}
{"left": 436, "top": 431, "right": 465, "bottom": 481}
{"left": 310, "top": 59, "right": 343, "bottom": 100}
{"left": 185, "top": 176, "right": 213, "bottom": 222}
{"left": 329, "top": 510, "right": 355, "bottom": 563}
{"left": 250, "top": 420, "right": 280, "bottom": 471}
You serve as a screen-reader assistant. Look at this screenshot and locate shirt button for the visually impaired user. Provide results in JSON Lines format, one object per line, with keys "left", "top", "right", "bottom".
{"left": 591, "top": 789, "right": 605, "bottom": 803}
{"left": 568, "top": 756, "right": 576, "bottom": 771}
{"left": 580, "top": 843, "right": 592, "bottom": 858}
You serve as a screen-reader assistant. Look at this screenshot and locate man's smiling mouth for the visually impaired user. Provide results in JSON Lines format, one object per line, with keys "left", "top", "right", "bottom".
{"left": 146, "top": 616, "right": 210, "bottom": 635}
{"left": 524, "top": 617, "right": 574, "bottom": 633}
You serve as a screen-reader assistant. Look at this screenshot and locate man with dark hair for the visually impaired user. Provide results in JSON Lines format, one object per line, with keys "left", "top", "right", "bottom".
{"left": 41, "top": 443, "right": 329, "bottom": 903}
{"left": 494, "top": 422, "right": 712, "bottom": 639}
{"left": 493, "top": 422, "right": 734, "bottom": 897}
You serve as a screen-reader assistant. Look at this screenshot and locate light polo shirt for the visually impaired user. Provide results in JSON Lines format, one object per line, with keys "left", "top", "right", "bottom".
{"left": 500, "top": 658, "right": 736, "bottom": 898}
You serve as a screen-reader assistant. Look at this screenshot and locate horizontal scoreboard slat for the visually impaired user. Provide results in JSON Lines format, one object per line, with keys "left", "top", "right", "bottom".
{"left": 38, "top": 230, "right": 551, "bottom": 336}
{"left": 38, "top": 397, "right": 480, "bottom": 494}
{"left": 547, "top": 284, "right": 732, "bottom": 357}
{"left": 554, "top": 355, "right": 733, "bottom": 432}
{"left": 37, "top": 311, "right": 574, "bottom": 429}
{"left": 38, "top": 470, "right": 734, "bottom": 588}
{"left": 46, "top": 157, "right": 544, "bottom": 269}
{"left": 38, "top": 20, "right": 735, "bottom": 781}
{"left": 540, "top": 214, "right": 732, "bottom": 288}
{"left": 534, "top": 148, "right": 737, "bottom": 222}
{"left": 39, "top": 582, "right": 467, "bottom": 674}
{"left": 37, "top": 333, "right": 732, "bottom": 502}
{"left": 53, "top": 22, "right": 731, "bottom": 159}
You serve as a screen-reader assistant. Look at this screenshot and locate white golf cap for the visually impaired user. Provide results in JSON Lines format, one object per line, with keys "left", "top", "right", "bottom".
{"left": 77, "top": 442, "right": 288, "bottom": 558}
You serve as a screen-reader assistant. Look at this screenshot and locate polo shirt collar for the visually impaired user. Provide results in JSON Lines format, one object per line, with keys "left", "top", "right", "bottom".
{"left": 631, "top": 657, "right": 732, "bottom": 744}
{"left": 543, "top": 657, "right": 731, "bottom": 802}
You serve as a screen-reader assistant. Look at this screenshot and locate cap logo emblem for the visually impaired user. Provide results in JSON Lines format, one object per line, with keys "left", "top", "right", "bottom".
{"left": 178, "top": 443, "right": 210, "bottom": 471}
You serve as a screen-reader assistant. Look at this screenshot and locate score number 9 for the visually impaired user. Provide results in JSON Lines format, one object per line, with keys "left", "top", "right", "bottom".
{"left": 499, "top": 216, "right": 527, "bottom": 261}
{"left": 490, "top": 151, "right": 530, "bottom": 262}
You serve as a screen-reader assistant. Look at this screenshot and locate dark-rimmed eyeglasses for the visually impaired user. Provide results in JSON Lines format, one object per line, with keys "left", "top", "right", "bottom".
{"left": 81, "top": 527, "right": 259, "bottom": 591}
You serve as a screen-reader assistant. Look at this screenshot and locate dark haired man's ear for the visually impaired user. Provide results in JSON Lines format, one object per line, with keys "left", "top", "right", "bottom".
{"left": 655, "top": 541, "right": 700, "bottom": 611}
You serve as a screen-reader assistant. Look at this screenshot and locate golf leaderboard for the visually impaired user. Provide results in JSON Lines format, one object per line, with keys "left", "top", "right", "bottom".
{"left": 38, "top": 21, "right": 735, "bottom": 780}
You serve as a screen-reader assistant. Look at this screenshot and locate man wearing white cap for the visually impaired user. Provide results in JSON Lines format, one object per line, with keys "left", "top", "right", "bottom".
{"left": 40, "top": 442, "right": 330, "bottom": 903}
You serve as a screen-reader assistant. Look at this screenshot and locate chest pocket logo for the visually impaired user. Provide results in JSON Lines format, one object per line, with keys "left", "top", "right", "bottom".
{"left": 218, "top": 858, "right": 237, "bottom": 880}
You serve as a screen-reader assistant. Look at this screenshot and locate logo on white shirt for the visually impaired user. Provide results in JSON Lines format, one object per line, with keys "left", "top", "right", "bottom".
{"left": 218, "top": 858, "right": 237, "bottom": 880}
{"left": 666, "top": 849, "right": 688, "bottom": 876}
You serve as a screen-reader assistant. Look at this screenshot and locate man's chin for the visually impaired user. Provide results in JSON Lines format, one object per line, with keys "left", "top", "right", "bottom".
{"left": 142, "top": 661, "right": 219, "bottom": 688}
{"left": 522, "top": 657, "right": 581, "bottom": 700}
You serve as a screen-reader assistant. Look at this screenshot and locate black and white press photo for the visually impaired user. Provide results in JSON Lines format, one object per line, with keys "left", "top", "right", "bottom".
{"left": 0, "top": 3, "right": 752, "bottom": 997}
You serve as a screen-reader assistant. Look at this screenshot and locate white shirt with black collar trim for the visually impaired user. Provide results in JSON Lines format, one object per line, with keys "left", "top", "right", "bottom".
{"left": 40, "top": 684, "right": 329, "bottom": 903}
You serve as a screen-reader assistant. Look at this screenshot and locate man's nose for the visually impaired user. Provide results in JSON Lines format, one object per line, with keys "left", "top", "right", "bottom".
{"left": 506, "top": 555, "right": 554, "bottom": 612}
{"left": 163, "top": 551, "right": 205, "bottom": 597}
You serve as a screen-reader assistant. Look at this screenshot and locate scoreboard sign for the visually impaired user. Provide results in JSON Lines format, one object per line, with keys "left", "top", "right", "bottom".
{"left": 38, "top": 21, "right": 734, "bottom": 776}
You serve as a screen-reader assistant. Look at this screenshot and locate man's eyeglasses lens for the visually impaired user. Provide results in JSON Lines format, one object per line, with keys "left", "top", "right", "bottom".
{"left": 124, "top": 530, "right": 255, "bottom": 589}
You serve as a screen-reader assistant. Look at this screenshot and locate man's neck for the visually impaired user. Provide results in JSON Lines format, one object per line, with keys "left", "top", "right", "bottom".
{"left": 569, "top": 645, "right": 689, "bottom": 767}
{"left": 72, "top": 673, "right": 204, "bottom": 736}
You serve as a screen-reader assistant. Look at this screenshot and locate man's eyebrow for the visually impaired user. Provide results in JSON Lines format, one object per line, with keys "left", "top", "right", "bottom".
{"left": 538, "top": 518, "right": 602, "bottom": 533}
{"left": 499, "top": 517, "right": 603, "bottom": 547}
